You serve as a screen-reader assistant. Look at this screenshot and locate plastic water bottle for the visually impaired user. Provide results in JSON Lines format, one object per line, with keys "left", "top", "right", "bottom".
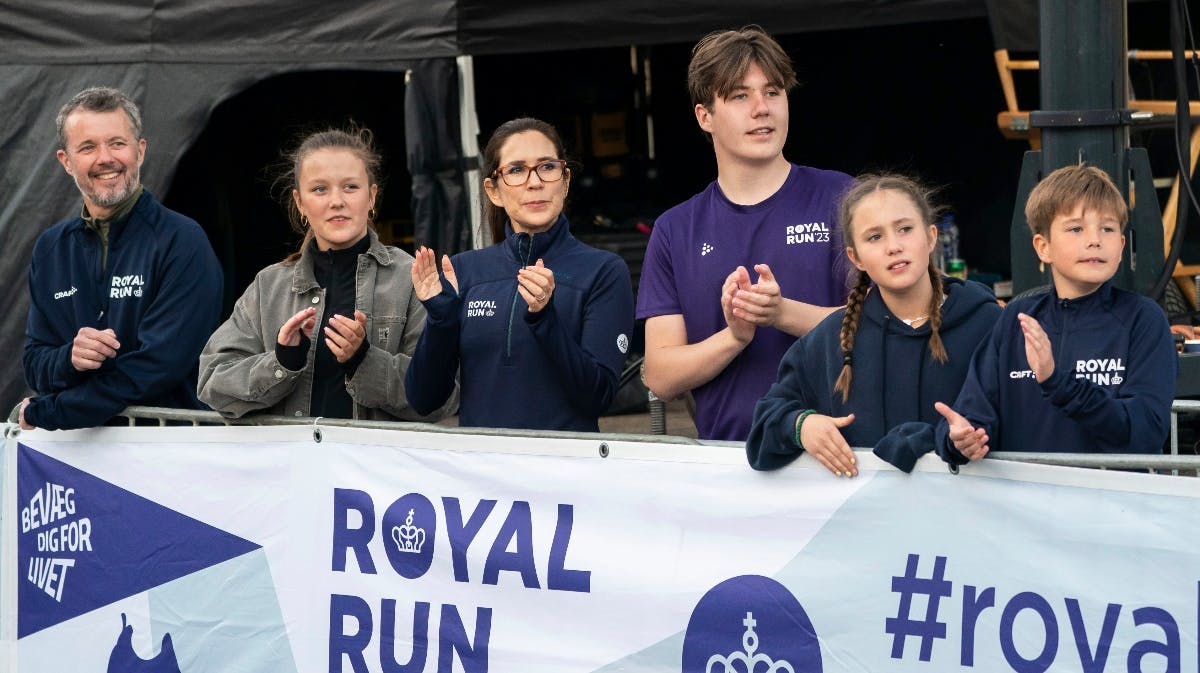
{"left": 939, "top": 215, "right": 959, "bottom": 270}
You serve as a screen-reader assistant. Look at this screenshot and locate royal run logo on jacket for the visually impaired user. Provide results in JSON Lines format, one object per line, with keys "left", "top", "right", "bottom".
{"left": 466, "top": 299, "right": 498, "bottom": 318}
{"left": 1009, "top": 356, "right": 1126, "bottom": 387}
{"left": 109, "top": 273, "right": 146, "bottom": 299}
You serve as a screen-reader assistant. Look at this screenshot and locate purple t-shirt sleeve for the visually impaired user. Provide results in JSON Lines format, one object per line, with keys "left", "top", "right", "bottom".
{"left": 636, "top": 214, "right": 680, "bottom": 319}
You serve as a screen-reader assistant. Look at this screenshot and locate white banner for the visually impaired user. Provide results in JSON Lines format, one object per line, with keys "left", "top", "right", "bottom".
{"left": 2, "top": 424, "right": 1198, "bottom": 673}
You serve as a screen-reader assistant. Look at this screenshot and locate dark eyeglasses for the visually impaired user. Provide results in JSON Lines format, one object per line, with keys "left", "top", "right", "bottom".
{"left": 492, "top": 160, "right": 567, "bottom": 186}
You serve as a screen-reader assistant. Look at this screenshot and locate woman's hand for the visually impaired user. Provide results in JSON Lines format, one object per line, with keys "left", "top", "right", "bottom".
{"left": 325, "top": 310, "right": 368, "bottom": 363}
{"left": 412, "top": 246, "right": 458, "bottom": 300}
{"left": 278, "top": 307, "right": 316, "bottom": 346}
{"left": 799, "top": 412, "right": 858, "bottom": 477}
{"left": 518, "top": 258, "right": 555, "bottom": 313}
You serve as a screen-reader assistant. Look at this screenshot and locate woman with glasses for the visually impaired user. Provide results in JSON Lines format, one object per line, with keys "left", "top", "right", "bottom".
{"left": 405, "top": 117, "right": 634, "bottom": 431}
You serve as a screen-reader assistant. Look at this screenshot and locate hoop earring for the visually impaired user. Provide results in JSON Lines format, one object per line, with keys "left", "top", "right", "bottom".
{"left": 368, "top": 208, "right": 377, "bottom": 222}
{"left": 301, "top": 215, "right": 310, "bottom": 229}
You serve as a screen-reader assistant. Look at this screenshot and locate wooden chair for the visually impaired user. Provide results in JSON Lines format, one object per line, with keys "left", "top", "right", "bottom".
{"left": 993, "top": 47, "right": 1200, "bottom": 150}
{"left": 987, "top": 1, "right": 1200, "bottom": 310}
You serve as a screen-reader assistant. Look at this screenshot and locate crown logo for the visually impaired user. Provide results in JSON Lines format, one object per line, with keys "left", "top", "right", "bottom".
{"left": 706, "top": 612, "right": 795, "bottom": 673}
{"left": 390, "top": 509, "right": 426, "bottom": 554}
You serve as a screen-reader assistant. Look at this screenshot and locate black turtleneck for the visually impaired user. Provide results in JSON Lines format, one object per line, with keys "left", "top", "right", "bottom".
{"left": 276, "top": 234, "right": 370, "bottom": 418}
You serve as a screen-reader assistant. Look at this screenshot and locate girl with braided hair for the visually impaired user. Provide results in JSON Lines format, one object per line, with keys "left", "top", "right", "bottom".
{"left": 746, "top": 174, "right": 1001, "bottom": 475}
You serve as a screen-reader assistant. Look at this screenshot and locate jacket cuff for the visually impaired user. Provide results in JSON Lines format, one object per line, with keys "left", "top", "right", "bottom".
{"left": 339, "top": 339, "right": 369, "bottom": 378}
{"left": 1039, "top": 365, "right": 1072, "bottom": 405}
{"left": 275, "top": 333, "right": 309, "bottom": 372}
{"left": 422, "top": 284, "right": 462, "bottom": 326}
{"left": 54, "top": 344, "right": 87, "bottom": 390}
{"left": 873, "top": 422, "right": 934, "bottom": 473}
{"left": 523, "top": 301, "right": 552, "bottom": 324}
{"left": 23, "top": 397, "right": 48, "bottom": 431}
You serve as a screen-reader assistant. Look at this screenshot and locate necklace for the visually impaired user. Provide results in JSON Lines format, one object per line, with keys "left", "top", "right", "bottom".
{"left": 896, "top": 293, "right": 945, "bottom": 327}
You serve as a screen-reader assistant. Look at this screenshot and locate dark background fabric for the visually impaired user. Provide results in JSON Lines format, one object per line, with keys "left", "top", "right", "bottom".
{"left": 0, "top": 0, "right": 987, "bottom": 414}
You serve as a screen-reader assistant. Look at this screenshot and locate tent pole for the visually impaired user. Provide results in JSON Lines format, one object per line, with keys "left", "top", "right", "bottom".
{"left": 457, "top": 55, "right": 485, "bottom": 250}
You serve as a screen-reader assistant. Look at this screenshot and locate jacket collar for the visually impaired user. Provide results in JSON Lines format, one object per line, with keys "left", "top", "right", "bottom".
{"left": 1035, "top": 281, "right": 1115, "bottom": 327}
{"left": 291, "top": 228, "right": 391, "bottom": 293}
{"left": 504, "top": 214, "right": 570, "bottom": 264}
{"left": 1049, "top": 280, "right": 1114, "bottom": 308}
{"left": 859, "top": 276, "right": 995, "bottom": 334}
{"left": 70, "top": 189, "right": 152, "bottom": 243}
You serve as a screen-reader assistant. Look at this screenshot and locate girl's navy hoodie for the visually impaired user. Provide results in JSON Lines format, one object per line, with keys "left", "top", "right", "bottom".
{"left": 747, "top": 277, "right": 1001, "bottom": 471}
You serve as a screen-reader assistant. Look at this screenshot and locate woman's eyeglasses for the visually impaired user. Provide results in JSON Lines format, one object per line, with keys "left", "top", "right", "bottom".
{"left": 492, "top": 160, "right": 567, "bottom": 186}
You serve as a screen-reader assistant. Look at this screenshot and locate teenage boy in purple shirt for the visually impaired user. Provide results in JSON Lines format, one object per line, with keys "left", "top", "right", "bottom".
{"left": 638, "top": 26, "right": 853, "bottom": 441}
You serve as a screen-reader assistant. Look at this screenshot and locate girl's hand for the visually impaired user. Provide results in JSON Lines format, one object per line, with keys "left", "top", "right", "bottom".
{"left": 278, "top": 307, "right": 317, "bottom": 346}
{"left": 799, "top": 412, "right": 858, "bottom": 477}
{"left": 325, "top": 310, "right": 368, "bottom": 363}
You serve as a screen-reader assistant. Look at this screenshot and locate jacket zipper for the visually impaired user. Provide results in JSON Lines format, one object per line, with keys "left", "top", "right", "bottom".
{"left": 506, "top": 233, "right": 534, "bottom": 358}
{"left": 92, "top": 229, "right": 110, "bottom": 324}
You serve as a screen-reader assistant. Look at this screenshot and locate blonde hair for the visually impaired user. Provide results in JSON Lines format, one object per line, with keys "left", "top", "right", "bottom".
{"left": 833, "top": 174, "right": 947, "bottom": 402}
{"left": 278, "top": 126, "right": 382, "bottom": 264}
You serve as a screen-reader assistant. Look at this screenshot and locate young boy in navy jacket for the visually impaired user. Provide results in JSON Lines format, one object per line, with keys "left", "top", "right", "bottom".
{"left": 935, "top": 165, "right": 1176, "bottom": 462}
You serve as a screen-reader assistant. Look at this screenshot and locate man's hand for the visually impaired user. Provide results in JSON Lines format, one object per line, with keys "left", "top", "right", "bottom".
{"left": 18, "top": 398, "right": 35, "bottom": 431}
{"left": 71, "top": 327, "right": 120, "bottom": 371}
{"left": 934, "top": 401, "right": 989, "bottom": 461}
{"left": 1017, "top": 312, "right": 1054, "bottom": 383}
{"left": 721, "top": 266, "right": 756, "bottom": 344}
{"left": 799, "top": 412, "right": 858, "bottom": 477}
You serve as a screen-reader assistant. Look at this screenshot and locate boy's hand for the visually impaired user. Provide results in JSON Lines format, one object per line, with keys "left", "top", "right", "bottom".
{"left": 1017, "top": 313, "right": 1054, "bottom": 382}
{"left": 799, "top": 412, "right": 858, "bottom": 477}
{"left": 934, "top": 402, "right": 989, "bottom": 461}
{"left": 721, "top": 266, "right": 756, "bottom": 344}
{"left": 731, "top": 264, "right": 783, "bottom": 327}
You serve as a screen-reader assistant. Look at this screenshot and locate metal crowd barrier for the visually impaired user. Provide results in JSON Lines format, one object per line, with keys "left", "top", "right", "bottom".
{"left": 113, "top": 405, "right": 705, "bottom": 446}
{"left": 100, "top": 401, "right": 1200, "bottom": 476}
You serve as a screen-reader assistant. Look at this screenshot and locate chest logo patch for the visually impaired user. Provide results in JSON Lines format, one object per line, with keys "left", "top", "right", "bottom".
{"left": 467, "top": 299, "right": 497, "bottom": 318}
{"left": 785, "top": 222, "right": 831, "bottom": 245}
{"left": 110, "top": 274, "right": 144, "bottom": 299}
{"left": 1075, "top": 357, "right": 1125, "bottom": 386}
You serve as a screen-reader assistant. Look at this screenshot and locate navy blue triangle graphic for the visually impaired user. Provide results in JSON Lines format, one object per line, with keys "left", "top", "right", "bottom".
{"left": 17, "top": 443, "right": 261, "bottom": 638}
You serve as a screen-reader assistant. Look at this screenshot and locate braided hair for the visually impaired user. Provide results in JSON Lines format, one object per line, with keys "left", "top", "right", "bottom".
{"left": 833, "top": 174, "right": 948, "bottom": 403}
{"left": 833, "top": 269, "right": 872, "bottom": 401}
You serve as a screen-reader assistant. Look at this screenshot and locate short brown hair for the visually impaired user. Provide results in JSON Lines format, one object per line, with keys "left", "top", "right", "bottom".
{"left": 56, "top": 87, "right": 143, "bottom": 151}
{"left": 687, "top": 25, "right": 798, "bottom": 110}
{"left": 1024, "top": 164, "right": 1128, "bottom": 238}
